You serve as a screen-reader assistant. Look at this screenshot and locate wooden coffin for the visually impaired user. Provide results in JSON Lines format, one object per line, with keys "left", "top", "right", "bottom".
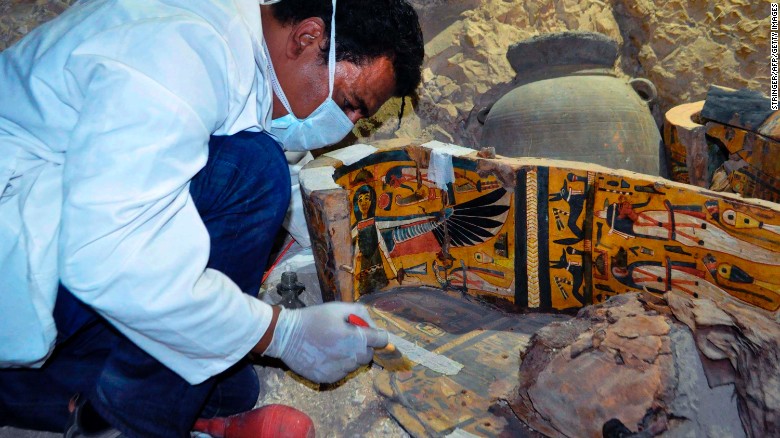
{"left": 300, "top": 140, "right": 780, "bottom": 314}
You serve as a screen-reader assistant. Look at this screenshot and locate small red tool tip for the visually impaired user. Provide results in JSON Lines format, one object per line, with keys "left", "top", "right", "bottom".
{"left": 348, "top": 314, "right": 369, "bottom": 327}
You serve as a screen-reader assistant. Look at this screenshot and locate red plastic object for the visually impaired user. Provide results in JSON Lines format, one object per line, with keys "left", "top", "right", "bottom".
{"left": 348, "top": 314, "right": 369, "bottom": 327}
{"left": 193, "top": 404, "right": 315, "bottom": 438}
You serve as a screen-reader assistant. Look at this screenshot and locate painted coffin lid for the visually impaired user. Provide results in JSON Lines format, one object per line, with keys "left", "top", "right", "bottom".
{"left": 300, "top": 140, "right": 780, "bottom": 315}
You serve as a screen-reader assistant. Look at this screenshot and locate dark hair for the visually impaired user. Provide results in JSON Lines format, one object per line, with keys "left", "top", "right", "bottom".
{"left": 271, "top": 0, "right": 424, "bottom": 98}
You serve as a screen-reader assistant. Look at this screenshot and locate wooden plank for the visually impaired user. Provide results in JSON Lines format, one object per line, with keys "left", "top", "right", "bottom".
{"left": 299, "top": 159, "right": 354, "bottom": 303}
{"left": 301, "top": 188, "right": 352, "bottom": 303}
{"left": 701, "top": 85, "right": 780, "bottom": 141}
{"left": 663, "top": 101, "right": 713, "bottom": 187}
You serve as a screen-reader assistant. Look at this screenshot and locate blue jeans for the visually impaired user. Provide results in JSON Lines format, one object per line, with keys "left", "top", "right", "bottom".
{"left": 0, "top": 131, "right": 291, "bottom": 437}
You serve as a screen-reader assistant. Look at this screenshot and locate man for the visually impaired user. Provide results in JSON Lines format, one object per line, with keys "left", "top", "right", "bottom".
{"left": 0, "top": 0, "right": 424, "bottom": 436}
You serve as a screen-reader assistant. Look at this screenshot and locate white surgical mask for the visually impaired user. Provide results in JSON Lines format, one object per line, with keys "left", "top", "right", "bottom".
{"left": 265, "top": 0, "right": 354, "bottom": 151}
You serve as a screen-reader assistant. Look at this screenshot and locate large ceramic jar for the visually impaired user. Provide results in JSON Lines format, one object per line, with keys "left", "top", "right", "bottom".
{"left": 479, "top": 32, "right": 662, "bottom": 175}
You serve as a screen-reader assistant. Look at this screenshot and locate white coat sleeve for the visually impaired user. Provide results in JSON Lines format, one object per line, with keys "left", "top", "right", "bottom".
{"left": 58, "top": 19, "right": 272, "bottom": 384}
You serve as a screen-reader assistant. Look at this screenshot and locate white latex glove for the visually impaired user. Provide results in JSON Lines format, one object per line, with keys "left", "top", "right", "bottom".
{"left": 263, "top": 302, "right": 388, "bottom": 383}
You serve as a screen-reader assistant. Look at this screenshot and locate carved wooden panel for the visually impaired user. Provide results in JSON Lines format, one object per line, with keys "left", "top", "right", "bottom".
{"left": 301, "top": 141, "right": 780, "bottom": 313}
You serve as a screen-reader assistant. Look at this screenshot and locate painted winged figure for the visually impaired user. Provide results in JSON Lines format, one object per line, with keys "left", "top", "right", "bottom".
{"left": 375, "top": 187, "right": 512, "bottom": 258}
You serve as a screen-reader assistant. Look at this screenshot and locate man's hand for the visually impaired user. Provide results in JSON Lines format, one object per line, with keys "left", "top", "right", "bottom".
{"left": 258, "top": 302, "right": 388, "bottom": 383}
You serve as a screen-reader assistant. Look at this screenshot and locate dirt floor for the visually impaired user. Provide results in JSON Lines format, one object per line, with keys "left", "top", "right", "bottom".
{"left": 250, "top": 242, "right": 413, "bottom": 438}
{"left": 254, "top": 362, "right": 410, "bottom": 437}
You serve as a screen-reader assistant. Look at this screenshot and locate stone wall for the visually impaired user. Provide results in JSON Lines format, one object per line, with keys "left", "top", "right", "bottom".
{"left": 1, "top": 0, "right": 770, "bottom": 151}
{"left": 0, "top": 0, "right": 73, "bottom": 49}
{"left": 362, "top": 0, "right": 770, "bottom": 149}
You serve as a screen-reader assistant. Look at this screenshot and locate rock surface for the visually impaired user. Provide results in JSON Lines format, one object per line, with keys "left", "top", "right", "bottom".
{"left": 510, "top": 291, "right": 780, "bottom": 437}
{"left": 360, "top": 0, "right": 768, "bottom": 151}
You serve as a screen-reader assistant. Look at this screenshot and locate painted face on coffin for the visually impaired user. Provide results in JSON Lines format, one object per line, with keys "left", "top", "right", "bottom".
{"left": 357, "top": 192, "right": 372, "bottom": 217}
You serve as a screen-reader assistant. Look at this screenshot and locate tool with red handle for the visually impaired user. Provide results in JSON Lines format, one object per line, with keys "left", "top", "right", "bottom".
{"left": 348, "top": 313, "right": 412, "bottom": 372}
{"left": 347, "top": 313, "right": 371, "bottom": 328}
{"left": 348, "top": 313, "right": 463, "bottom": 375}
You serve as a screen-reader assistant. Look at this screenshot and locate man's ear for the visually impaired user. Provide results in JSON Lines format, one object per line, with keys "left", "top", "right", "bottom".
{"left": 285, "top": 17, "right": 326, "bottom": 60}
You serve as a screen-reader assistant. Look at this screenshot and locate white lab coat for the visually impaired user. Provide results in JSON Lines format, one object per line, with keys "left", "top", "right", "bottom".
{"left": 0, "top": 0, "right": 277, "bottom": 384}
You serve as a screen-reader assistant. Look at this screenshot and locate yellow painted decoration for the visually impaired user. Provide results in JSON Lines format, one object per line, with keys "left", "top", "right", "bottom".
{"left": 301, "top": 142, "right": 780, "bottom": 316}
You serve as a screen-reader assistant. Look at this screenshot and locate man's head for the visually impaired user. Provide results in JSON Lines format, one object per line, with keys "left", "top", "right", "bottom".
{"left": 261, "top": 0, "right": 424, "bottom": 123}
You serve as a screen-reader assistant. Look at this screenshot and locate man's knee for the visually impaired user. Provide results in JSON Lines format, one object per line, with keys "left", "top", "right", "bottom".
{"left": 203, "top": 361, "right": 260, "bottom": 418}
{"left": 195, "top": 131, "right": 291, "bottom": 220}
{"left": 193, "top": 131, "right": 292, "bottom": 292}
{"left": 225, "top": 132, "right": 292, "bottom": 224}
